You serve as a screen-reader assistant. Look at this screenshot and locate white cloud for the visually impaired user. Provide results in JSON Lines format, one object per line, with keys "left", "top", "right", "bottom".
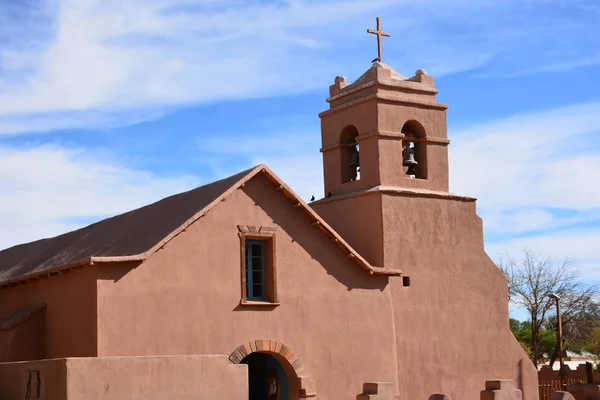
{"left": 449, "top": 102, "right": 600, "bottom": 278}
{"left": 450, "top": 102, "right": 600, "bottom": 212}
{"left": 0, "top": 108, "right": 169, "bottom": 134}
{"left": 1, "top": 0, "right": 598, "bottom": 134}
{"left": 0, "top": 144, "right": 198, "bottom": 249}
{"left": 485, "top": 230, "right": 600, "bottom": 282}
{"left": 203, "top": 129, "right": 324, "bottom": 200}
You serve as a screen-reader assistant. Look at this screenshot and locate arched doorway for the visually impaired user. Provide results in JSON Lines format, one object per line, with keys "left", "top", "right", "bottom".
{"left": 229, "top": 340, "right": 316, "bottom": 399}
{"left": 242, "top": 352, "right": 289, "bottom": 400}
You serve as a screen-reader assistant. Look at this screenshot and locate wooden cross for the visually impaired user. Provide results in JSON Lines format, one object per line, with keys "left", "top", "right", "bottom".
{"left": 367, "top": 17, "right": 391, "bottom": 63}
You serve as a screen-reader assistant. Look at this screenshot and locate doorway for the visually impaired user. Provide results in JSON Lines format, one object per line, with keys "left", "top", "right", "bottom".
{"left": 241, "top": 352, "right": 289, "bottom": 400}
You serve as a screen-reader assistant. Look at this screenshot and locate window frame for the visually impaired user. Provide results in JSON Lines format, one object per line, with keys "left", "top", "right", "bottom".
{"left": 238, "top": 229, "right": 279, "bottom": 306}
{"left": 245, "top": 239, "right": 267, "bottom": 301}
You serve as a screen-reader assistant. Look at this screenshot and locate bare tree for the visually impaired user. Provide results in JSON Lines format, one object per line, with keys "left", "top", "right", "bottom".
{"left": 498, "top": 249, "right": 599, "bottom": 367}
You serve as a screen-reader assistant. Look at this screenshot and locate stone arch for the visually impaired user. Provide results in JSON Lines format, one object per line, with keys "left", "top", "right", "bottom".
{"left": 340, "top": 125, "right": 359, "bottom": 144}
{"left": 401, "top": 119, "right": 426, "bottom": 138}
{"left": 229, "top": 340, "right": 316, "bottom": 398}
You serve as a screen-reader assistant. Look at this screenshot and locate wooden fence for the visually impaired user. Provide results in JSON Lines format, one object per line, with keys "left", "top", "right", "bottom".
{"left": 538, "top": 363, "right": 597, "bottom": 400}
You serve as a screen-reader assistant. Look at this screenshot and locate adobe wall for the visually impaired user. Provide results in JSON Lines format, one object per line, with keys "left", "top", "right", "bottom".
{"left": 314, "top": 190, "right": 537, "bottom": 400}
{"left": 381, "top": 192, "right": 538, "bottom": 400}
{"left": 0, "top": 355, "right": 247, "bottom": 399}
{"left": 96, "top": 173, "right": 399, "bottom": 400}
{"left": 0, "top": 358, "right": 68, "bottom": 398}
{"left": 310, "top": 193, "right": 384, "bottom": 267}
{"left": 0, "top": 266, "right": 97, "bottom": 360}
{"left": 0, "top": 306, "right": 45, "bottom": 362}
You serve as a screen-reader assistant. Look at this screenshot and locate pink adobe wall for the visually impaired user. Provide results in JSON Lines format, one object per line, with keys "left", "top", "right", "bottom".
{"left": 0, "top": 267, "right": 97, "bottom": 360}
{"left": 377, "top": 102, "right": 447, "bottom": 139}
{"left": 95, "top": 173, "right": 400, "bottom": 400}
{"left": 0, "top": 356, "right": 247, "bottom": 399}
{"left": 0, "top": 358, "right": 68, "bottom": 398}
{"left": 315, "top": 191, "right": 538, "bottom": 400}
{"left": 65, "top": 356, "right": 248, "bottom": 399}
{"left": 381, "top": 193, "right": 538, "bottom": 400}
{"left": 310, "top": 193, "right": 384, "bottom": 267}
{"left": 320, "top": 101, "right": 379, "bottom": 145}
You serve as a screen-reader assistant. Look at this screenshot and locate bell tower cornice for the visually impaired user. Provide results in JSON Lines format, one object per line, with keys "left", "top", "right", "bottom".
{"left": 320, "top": 62, "right": 448, "bottom": 116}
{"left": 319, "top": 130, "right": 450, "bottom": 154}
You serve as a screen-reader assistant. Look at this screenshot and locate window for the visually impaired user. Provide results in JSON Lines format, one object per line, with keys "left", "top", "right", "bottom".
{"left": 238, "top": 226, "right": 278, "bottom": 305}
{"left": 245, "top": 240, "right": 266, "bottom": 300}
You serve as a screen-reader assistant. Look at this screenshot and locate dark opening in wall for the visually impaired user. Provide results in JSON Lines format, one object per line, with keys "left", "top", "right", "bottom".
{"left": 402, "top": 276, "right": 411, "bottom": 287}
{"left": 401, "top": 120, "right": 428, "bottom": 180}
{"left": 339, "top": 125, "right": 360, "bottom": 183}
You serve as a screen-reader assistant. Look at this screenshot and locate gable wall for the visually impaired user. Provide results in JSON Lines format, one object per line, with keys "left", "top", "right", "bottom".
{"left": 0, "top": 266, "right": 97, "bottom": 360}
{"left": 96, "top": 173, "right": 399, "bottom": 399}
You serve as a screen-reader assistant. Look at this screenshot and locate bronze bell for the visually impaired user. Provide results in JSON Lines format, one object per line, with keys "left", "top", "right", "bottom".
{"left": 403, "top": 145, "right": 417, "bottom": 166}
{"left": 403, "top": 144, "right": 418, "bottom": 175}
{"left": 349, "top": 145, "right": 360, "bottom": 168}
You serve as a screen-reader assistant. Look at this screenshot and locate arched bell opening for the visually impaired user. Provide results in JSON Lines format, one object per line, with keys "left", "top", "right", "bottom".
{"left": 339, "top": 125, "right": 360, "bottom": 183}
{"left": 401, "top": 120, "right": 427, "bottom": 179}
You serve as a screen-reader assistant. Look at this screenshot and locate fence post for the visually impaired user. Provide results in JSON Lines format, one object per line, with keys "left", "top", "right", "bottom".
{"left": 587, "top": 363, "right": 594, "bottom": 384}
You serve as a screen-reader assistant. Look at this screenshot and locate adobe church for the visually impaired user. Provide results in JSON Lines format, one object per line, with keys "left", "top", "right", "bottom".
{"left": 0, "top": 21, "right": 537, "bottom": 400}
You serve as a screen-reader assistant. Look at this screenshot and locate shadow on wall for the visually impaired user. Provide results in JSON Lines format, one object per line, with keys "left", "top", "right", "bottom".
{"left": 0, "top": 304, "right": 46, "bottom": 362}
{"left": 95, "top": 261, "right": 142, "bottom": 283}
{"left": 243, "top": 178, "right": 389, "bottom": 292}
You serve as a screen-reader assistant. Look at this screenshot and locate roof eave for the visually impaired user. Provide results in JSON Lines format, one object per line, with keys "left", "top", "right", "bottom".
{"left": 0, "top": 257, "right": 94, "bottom": 289}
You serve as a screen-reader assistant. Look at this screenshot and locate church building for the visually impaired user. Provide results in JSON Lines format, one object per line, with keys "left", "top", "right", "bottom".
{"left": 0, "top": 23, "right": 537, "bottom": 400}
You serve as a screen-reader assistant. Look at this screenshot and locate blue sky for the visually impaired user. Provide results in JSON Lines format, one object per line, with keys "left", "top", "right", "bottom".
{"left": 1, "top": 0, "right": 599, "bottom": 316}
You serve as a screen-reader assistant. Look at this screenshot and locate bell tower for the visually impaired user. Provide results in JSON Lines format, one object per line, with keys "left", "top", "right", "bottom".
{"left": 311, "top": 21, "right": 538, "bottom": 400}
{"left": 318, "top": 62, "right": 449, "bottom": 198}
{"left": 312, "top": 61, "right": 451, "bottom": 268}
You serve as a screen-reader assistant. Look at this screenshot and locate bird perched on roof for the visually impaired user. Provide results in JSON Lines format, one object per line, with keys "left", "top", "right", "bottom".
{"left": 310, "top": 196, "right": 315, "bottom": 202}
{"left": 371, "top": 57, "right": 380, "bottom": 63}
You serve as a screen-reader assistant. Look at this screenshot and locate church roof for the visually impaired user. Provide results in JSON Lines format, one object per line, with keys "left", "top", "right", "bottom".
{"left": 0, "top": 166, "right": 400, "bottom": 288}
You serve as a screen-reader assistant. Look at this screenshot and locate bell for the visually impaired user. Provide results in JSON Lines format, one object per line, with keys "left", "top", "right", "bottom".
{"left": 403, "top": 146, "right": 418, "bottom": 167}
{"left": 349, "top": 146, "right": 360, "bottom": 168}
{"left": 403, "top": 145, "right": 418, "bottom": 176}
